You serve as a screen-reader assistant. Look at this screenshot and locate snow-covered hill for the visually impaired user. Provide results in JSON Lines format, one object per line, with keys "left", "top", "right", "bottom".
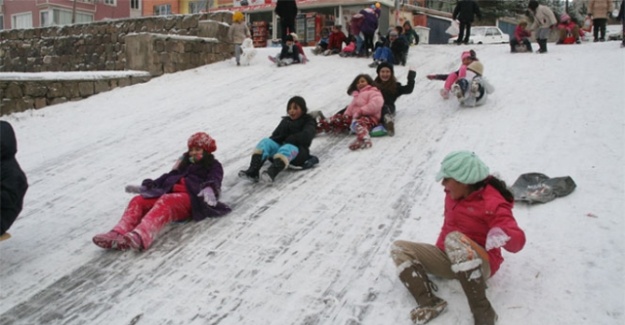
{"left": 1, "top": 42, "right": 623, "bottom": 325}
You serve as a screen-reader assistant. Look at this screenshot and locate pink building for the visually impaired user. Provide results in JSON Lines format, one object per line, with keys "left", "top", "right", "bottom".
{"left": 1, "top": 0, "right": 140, "bottom": 30}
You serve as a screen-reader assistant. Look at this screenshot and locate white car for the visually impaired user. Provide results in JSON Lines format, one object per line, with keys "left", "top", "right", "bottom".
{"left": 448, "top": 26, "right": 510, "bottom": 45}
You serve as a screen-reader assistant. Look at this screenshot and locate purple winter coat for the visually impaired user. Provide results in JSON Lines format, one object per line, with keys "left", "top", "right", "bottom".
{"left": 359, "top": 8, "right": 380, "bottom": 35}
{"left": 140, "top": 157, "right": 231, "bottom": 221}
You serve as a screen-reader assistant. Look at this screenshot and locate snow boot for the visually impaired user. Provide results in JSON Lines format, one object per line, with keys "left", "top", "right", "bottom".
{"left": 349, "top": 122, "right": 372, "bottom": 150}
{"left": 124, "top": 231, "right": 144, "bottom": 251}
{"left": 93, "top": 230, "right": 125, "bottom": 250}
{"left": 536, "top": 39, "right": 548, "bottom": 53}
{"left": 398, "top": 262, "right": 448, "bottom": 324}
{"left": 239, "top": 153, "right": 264, "bottom": 182}
{"left": 457, "top": 266, "right": 498, "bottom": 325}
{"left": 261, "top": 156, "right": 287, "bottom": 183}
{"left": 383, "top": 115, "right": 395, "bottom": 137}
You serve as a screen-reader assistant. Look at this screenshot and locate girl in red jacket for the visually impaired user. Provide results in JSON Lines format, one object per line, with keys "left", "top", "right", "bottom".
{"left": 391, "top": 151, "right": 525, "bottom": 325}
{"left": 317, "top": 74, "right": 384, "bottom": 150}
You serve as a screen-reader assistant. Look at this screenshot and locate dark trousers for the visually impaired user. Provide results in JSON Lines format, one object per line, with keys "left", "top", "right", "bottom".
{"left": 510, "top": 38, "right": 532, "bottom": 52}
{"left": 280, "top": 19, "right": 295, "bottom": 43}
{"left": 458, "top": 21, "right": 472, "bottom": 43}
{"left": 593, "top": 18, "right": 607, "bottom": 40}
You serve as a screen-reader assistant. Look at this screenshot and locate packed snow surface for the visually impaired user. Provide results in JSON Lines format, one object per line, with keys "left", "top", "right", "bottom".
{"left": 0, "top": 42, "right": 623, "bottom": 325}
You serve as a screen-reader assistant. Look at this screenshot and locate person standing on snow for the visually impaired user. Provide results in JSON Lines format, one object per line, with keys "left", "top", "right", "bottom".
{"left": 452, "top": 0, "right": 482, "bottom": 45}
{"left": 391, "top": 151, "right": 526, "bottom": 325}
{"left": 1, "top": 121, "right": 29, "bottom": 240}
{"left": 228, "top": 11, "right": 251, "bottom": 66}
{"left": 275, "top": 0, "right": 298, "bottom": 44}
{"left": 92, "top": 132, "right": 231, "bottom": 251}
{"left": 528, "top": 0, "right": 557, "bottom": 53}
{"left": 589, "top": 0, "right": 614, "bottom": 42}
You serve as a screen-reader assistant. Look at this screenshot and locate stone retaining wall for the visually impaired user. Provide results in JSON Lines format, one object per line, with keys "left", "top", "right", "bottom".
{"left": 0, "top": 73, "right": 151, "bottom": 116}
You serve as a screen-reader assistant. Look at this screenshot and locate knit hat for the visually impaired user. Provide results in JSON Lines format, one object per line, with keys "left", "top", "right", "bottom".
{"left": 560, "top": 13, "right": 571, "bottom": 22}
{"left": 467, "top": 61, "right": 484, "bottom": 76}
{"left": 389, "top": 30, "right": 399, "bottom": 37}
{"left": 233, "top": 11, "right": 244, "bottom": 23}
{"left": 376, "top": 61, "right": 394, "bottom": 76}
{"left": 287, "top": 96, "right": 307, "bottom": 114}
{"left": 188, "top": 132, "right": 217, "bottom": 153}
{"left": 461, "top": 50, "right": 476, "bottom": 60}
{"left": 290, "top": 33, "right": 298, "bottom": 41}
{"left": 435, "top": 151, "right": 490, "bottom": 184}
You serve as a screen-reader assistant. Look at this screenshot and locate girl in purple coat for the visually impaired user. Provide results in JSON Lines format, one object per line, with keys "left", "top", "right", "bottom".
{"left": 93, "top": 132, "right": 231, "bottom": 251}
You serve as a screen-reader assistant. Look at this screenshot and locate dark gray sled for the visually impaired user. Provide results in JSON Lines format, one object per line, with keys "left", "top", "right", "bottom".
{"left": 510, "top": 172, "right": 576, "bottom": 204}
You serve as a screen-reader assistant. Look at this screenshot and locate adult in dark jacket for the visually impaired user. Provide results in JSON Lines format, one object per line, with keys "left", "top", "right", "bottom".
{"left": 239, "top": 96, "right": 317, "bottom": 183}
{"left": 359, "top": 7, "right": 381, "bottom": 56}
{"left": 453, "top": 0, "right": 482, "bottom": 44}
{"left": 374, "top": 62, "right": 416, "bottom": 136}
{"left": 275, "top": 0, "right": 298, "bottom": 43}
{"left": 92, "top": 132, "right": 231, "bottom": 251}
{"left": 0, "top": 121, "right": 28, "bottom": 238}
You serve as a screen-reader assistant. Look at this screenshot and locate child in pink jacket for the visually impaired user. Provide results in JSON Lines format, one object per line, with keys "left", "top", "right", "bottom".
{"left": 426, "top": 50, "right": 477, "bottom": 99}
{"left": 318, "top": 74, "right": 383, "bottom": 150}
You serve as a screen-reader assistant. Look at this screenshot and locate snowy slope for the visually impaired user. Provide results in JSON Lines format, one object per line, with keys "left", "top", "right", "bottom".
{"left": 0, "top": 42, "right": 623, "bottom": 325}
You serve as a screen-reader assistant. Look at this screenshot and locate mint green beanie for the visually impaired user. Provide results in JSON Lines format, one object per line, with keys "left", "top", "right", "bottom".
{"left": 435, "top": 151, "right": 490, "bottom": 184}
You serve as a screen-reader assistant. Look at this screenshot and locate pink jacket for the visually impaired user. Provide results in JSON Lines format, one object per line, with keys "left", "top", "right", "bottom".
{"left": 514, "top": 25, "right": 532, "bottom": 41}
{"left": 344, "top": 85, "right": 384, "bottom": 124}
{"left": 435, "top": 184, "right": 526, "bottom": 277}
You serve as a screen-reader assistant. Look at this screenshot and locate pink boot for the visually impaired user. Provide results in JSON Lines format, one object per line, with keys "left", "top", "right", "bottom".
{"left": 115, "top": 231, "right": 144, "bottom": 251}
{"left": 92, "top": 231, "right": 125, "bottom": 250}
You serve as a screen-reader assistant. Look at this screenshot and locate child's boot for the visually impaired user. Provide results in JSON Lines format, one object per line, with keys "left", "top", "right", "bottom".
{"left": 349, "top": 123, "right": 372, "bottom": 150}
{"left": 238, "top": 153, "right": 264, "bottom": 182}
{"left": 261, "top": 156, "right": 288, "bottom": 183}
{"left": 397, "top": 262, "right": 448, "bottom": 324}
{"left": 93, "top": 230, "right": 125, "bottom": 249}
{"left": 383, "top": 115, "right": 395, "bottom": 137}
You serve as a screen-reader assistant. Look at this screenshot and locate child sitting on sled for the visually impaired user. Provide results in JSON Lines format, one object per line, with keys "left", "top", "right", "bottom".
{"left": 510, "top": 20, "right": 533, "bottom": 52}
{"left": 373, "top": 62, "right": 416, "bottom": 136}
{"left": 317, "top": 74, "right": 384, "bottom": 150}
{"left": 239, "top": 96, "right": 317, "bottom": 183}
{"left": 426, "top": 50, "right": 477, "bottom": 99}
{"left": 451, "top": 61, "right": 494, "bottom": 107}
{"left": 92, "top": 132, "right": 231, "bottom": 251}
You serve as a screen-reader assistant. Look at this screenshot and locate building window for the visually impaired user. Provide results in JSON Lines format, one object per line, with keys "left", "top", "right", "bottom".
{"left": 154, "top": 4, "right": 172, "bottom": 16}
{"left": 189, "top": 1, "right": 204, "bottom": 13}
{"left": 40, "top": 11, "right": 50, "bottom": 27}
{"left": 12, "top": 12, "right": 33, "bottom": 29}
{"left": 130, "top": 0, "right": 140, "bottom": 10}
{"left": 0, "top": 15, "right": 4, "bottom": 30}
{"left": 45, "top": 8, "right": 93, "bottom": 26}
{"left": 103, "top": 0, "right": 116, "bottom": 5}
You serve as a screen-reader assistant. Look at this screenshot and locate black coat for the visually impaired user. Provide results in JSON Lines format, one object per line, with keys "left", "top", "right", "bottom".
{"left": 381, "top": 70, "right": 416, "bottom": 114}
{"left": 453, "top": 0, "right": 482, "bottom": 23}
{"left": 1, "top": 121, "right": 28, "bottom": 235}
{"left": 279, "top": 44, "right": 301, "bottom": 62}
{"left": 275, "top": 0, "right": 298, "bottom": 24}
{"left": 270, "top": 113, "right": 316, "bottom": 166}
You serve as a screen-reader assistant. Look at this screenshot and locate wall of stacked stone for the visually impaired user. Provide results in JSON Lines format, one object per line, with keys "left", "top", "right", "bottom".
{"left": 0, "top": 74, "right": 152, "bottom": 116}
{"left": 0, "top": 12, "right": 233, "bottom": 73}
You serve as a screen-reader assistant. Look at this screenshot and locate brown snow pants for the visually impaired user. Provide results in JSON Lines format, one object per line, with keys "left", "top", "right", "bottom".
{"left": 391, "top": 234, "right": 491, "bottom": 279}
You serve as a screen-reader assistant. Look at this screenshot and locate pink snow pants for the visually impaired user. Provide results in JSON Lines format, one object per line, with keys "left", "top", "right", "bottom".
{"left": 113, "top": 193, "right": 191, "bottom": 249}
{"left": 444, "top": 65, "right": 468, "bottom": 90}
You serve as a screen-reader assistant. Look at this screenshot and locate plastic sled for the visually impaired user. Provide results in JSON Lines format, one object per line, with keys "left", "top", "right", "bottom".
{"left": 510, "top": 172, "right": 576, "bottom": 204}
{"left": 514, "top": 44, "right": 530, "bottom": 53}
{"left": 0, "top": 232, "right": 12, "bottom": 242}
{"left": 288, "top": 155, "right": 319, "bottom": 170}
{"left": 370, "top": 125, "right": 389, "bottom": 137}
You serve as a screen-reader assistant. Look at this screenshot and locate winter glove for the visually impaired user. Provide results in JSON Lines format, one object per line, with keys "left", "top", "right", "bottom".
{"left": 125, "top": 185, "right": 144, "bottom": 194}
{"left": 198, "top": 187, "right": 217, "bottom": 207}
{"left": 485, "top": 227, "right": 511, "bottom": 250}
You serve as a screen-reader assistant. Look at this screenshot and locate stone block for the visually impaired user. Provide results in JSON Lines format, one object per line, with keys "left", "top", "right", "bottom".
{"left": 78, "top": 82, "right": 95, "bottom": 96}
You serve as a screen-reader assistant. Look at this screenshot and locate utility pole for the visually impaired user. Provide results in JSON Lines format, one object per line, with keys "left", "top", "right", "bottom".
{"left": 72, "top": 0, "right": 77, "bottom": 23}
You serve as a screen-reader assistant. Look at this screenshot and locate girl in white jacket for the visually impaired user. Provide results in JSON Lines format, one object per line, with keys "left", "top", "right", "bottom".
{"left": 452, "top": 61, "right": 494, "bottom": 107}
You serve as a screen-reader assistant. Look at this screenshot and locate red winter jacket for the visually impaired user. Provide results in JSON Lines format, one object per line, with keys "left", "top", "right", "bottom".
{"left": 435, "top": 184, "right": 526, "bottom": 276}
{"left": 328, "top": 30, "right": 347, "bottom": 51}
{"left": 514, "top": 25, "right": 531, "bottom": 41}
